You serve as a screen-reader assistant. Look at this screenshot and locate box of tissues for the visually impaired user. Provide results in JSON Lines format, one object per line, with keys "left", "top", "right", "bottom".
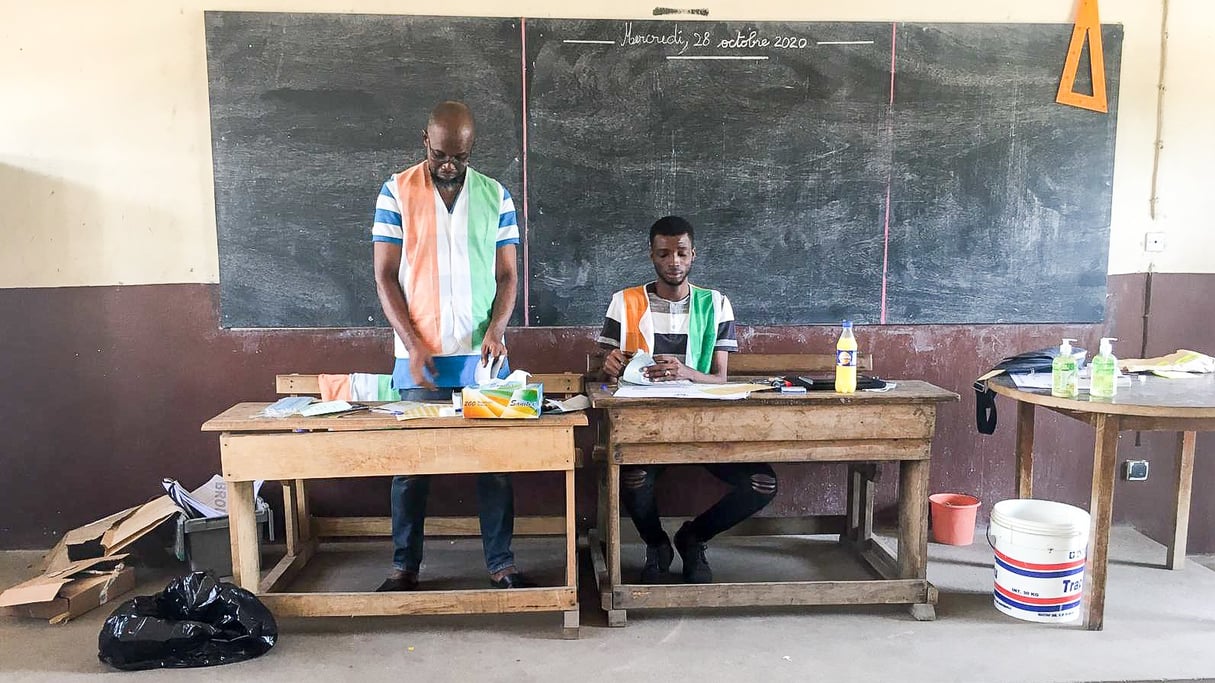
{"left": 462, "top": 367, "right": 543, "bottom": 419}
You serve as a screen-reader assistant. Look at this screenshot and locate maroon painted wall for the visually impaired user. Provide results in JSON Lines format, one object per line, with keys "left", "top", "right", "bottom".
{"left": 1, "top": 273, "right": 1210, "bottom": 551}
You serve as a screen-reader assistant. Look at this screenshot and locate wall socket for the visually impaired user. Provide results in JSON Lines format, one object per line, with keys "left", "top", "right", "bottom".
{"left": 1124, "top": 459, "right": 1150, "bottom": 481}
{"left": 1145, "top": 232, "right": 1167, "bottom": 252}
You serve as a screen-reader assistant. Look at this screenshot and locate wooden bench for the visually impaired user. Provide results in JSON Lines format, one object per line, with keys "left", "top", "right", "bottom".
{"left": 275, "top": 373, "right": 586, "bottom": 540}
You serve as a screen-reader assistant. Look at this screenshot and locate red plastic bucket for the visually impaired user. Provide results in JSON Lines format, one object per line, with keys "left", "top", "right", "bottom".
{"left": 929, "top": 493, "right": 982, "bottom": 545}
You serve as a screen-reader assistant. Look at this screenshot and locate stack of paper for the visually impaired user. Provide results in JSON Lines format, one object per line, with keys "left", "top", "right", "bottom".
{"left": 396, "top": 404, "right": 459, "bottom": 421}
{"left": 260, "top": 395, "right": 314, "bottom": 417}
{"left": 613, "top": 382, "right": 769, "bottom": 400}
{"left": 1121, "top": 349, "right": 1214, "bottom": 375}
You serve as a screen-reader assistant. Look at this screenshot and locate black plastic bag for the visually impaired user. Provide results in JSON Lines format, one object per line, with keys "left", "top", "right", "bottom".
{"left": 98, "top": 571, "right": 277, "bottom": 671}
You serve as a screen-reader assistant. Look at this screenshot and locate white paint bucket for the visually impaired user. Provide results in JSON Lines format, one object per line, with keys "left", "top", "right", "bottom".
{"left": 988, "top": 499, "right": 1090, "bottom": 623}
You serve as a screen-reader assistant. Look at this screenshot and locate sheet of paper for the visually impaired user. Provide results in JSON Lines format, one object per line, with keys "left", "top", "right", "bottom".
{"left": 163, "top": 476, "right": 265, "bottom": 519}
{"left": 621, "top": 350, "right": 661, "bottom": 385}
{"left": 1122, "top": 349, "right": 1213, "bottom": 374}
{"left": 372, "top": 400, "right": 430, "bottom": 415}
{"left": 699, "top": 383, "right": 776, "bottom": 396}
{"left": 395, "top": 405, "right": 459, "bottom": 420}
{"left": 299, "top": 400, "right": 355, "bottom": 416}
{"left": 543, "top": 395, "right": 591, "bottom": 413}
{"left": 612, "top": 384, "right": 747, "bottom": 400}
{"left": 1152, "top": 370, "right": 1205, "bottom": 379}
{"left": 260, "top": 395, "right": 313, "bottom": 417}
{"left": 1010, "top": 373, "right": 1093, "bottom": 390}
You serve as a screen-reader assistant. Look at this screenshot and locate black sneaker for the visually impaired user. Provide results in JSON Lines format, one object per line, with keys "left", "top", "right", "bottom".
{"left": 639, "top": 540, "right": 674, "bottom": 584}
{"left": 674, "top": 523, "right": 712, "bottom": 584}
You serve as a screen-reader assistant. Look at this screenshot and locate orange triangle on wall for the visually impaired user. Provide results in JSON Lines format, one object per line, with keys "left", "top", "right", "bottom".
{"left": 1056, "top": 0, "right": 1108, "bottom": 113}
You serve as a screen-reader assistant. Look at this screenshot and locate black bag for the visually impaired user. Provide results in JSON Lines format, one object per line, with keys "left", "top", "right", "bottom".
{"left": 98, "top": 572, "right": 277, "bottom": 671}
{"left": 974, "top": 346, "right": 1085, "bottom": 435}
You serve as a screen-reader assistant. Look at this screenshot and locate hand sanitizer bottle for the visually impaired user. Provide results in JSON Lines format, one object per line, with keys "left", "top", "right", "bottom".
{"left": 1051, "top": 338, "right": 1078, "bottom": 398}
{"left": 1090, "top": 337, "right": 1118, "bottom": 398}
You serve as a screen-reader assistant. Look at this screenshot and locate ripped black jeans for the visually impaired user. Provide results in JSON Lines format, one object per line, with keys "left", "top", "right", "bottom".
{"left": 620, "top": 463, "right": 778, "bottom": 547}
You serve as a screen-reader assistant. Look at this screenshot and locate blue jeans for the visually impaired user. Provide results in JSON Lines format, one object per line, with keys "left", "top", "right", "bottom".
{"left": 390, "top": 389, "right": 516, "bottom": 575}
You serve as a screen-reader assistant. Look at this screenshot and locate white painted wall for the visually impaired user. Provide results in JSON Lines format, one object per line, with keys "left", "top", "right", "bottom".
{"left": 0, "top": 0, "right": 1205, "bottom": 288}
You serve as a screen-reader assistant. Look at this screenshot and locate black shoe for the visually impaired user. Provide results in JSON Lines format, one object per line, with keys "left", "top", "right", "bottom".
{"left": 639, "top": 539, "right": 674, "bottom": 584}
{"left": 376, "top": 570, "right": 419, "bottom": 592}
{"left": 674, "top": 523, "right": 713, "bottom": 584}
{"left": 490, "top": 572, "right": 537, "bottom": 589}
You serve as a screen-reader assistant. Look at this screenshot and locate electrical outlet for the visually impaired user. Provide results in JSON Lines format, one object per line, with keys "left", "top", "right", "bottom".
{"left": 1124, "top": 460, "right": 1149, "bottom": 481}
{"left": 1145, "top": 232, "right": 1167, "bottom": 253}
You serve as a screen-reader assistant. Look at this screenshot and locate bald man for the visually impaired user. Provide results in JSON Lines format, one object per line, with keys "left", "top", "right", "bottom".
{"left": 371, "top": 101, "right": 531, "bottom": 591}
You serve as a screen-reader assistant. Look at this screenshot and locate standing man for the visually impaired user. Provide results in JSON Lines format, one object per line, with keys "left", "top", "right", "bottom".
{"left": 371, "top": 101, "right": 532, "bottom": 591}
{"left": 598, "top": 216, "right": 778, "bottom": 584}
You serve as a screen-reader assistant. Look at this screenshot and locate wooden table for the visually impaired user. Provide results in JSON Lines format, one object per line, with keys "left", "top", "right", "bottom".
{"left": 988, "top": 373, "right": 1215, "bottom": 631}
{"left": 202, "top": 404, "right": 587, "bottom": 638}
{"left": 587, "top": 381, "right": 958, "bottom": 626}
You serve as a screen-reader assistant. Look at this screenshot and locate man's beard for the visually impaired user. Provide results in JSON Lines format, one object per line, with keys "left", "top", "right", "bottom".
{"left": 432, "top": 169, "right": 466, "bottom": 190}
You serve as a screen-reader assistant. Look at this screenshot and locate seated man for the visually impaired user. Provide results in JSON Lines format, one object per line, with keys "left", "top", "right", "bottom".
{"left": 598, "top": 215, "right": 778, "bottom": 584}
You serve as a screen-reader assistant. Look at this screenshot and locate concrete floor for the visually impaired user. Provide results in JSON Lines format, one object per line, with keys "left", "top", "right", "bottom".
{"left": 2, "top": 527, "right": 1215, "bottom": 682}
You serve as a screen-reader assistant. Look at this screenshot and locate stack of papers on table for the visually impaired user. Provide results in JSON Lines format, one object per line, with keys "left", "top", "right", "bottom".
{"left": 613, "top": 382, "right": 774, "bottom": 400}
{"left": 614, "top": 351, "right": 774, "bottom": 399}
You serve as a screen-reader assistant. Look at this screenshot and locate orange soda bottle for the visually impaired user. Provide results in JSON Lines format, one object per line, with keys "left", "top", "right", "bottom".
{"left": 835, "top": 320, "right": 858, "bottom": 394}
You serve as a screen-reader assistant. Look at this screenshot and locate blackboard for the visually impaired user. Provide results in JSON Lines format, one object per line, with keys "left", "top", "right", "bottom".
{"left": 206, "top": 13, "right": 1121, "bottom": 328}
{"left": 205, "top": 12, "right": 522, "bottom": 328}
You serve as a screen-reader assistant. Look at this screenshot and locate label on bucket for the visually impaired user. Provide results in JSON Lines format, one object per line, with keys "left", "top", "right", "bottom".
{"left": 990, "top": 521, "right": 1088, "bottom": 623}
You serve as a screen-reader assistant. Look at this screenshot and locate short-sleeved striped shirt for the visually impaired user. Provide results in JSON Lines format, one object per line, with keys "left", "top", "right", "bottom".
{"left": 597, "top": 282, "right": 738, "bottom": 364}
{"left": 371, "top": 162, "right": 519, "bottom": 389}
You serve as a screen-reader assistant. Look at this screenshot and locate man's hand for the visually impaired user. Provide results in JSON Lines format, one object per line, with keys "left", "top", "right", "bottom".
{"left": 481, "top": 332, "right": 508, "bottom": 367}
{"left": 409, "top": 348, "right": 438, "bottom": 391}
{"left": 602, "top": 349, "right": 633, "bottom": 379}
{"left": 644, "top": 354, "right": 692, "bottom": 382}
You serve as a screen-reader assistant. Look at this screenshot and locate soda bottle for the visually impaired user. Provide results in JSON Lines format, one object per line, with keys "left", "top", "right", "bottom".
{"left": 835, "top": 320, "right": 858, "bottom": 394}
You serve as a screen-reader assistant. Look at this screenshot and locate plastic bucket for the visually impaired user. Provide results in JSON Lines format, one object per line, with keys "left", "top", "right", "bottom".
{"left": 988, "top": 499, "right": 1090, "bottom": 623}
{"left": 929, "top": 493, "right": 981, "bottom": 545}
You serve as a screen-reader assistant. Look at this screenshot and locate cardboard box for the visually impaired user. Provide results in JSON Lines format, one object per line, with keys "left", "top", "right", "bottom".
{"left": 0, "top": 556, "right": 134, "bottom": 624}
{"left": 39, "top": 495, "right": 181, "bottom": 574}
{"left": 462, "top": 383, "right": 543, "bottom": 419}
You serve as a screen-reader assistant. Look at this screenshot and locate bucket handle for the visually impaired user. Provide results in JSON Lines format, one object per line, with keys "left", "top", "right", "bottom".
{"left": 985, "top": 524, "right": 997, "bottom": 550}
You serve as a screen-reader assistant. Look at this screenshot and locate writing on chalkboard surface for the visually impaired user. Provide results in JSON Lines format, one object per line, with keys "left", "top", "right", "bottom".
{"left": 206, "top": 13, "right": 1121, "bottom": 329}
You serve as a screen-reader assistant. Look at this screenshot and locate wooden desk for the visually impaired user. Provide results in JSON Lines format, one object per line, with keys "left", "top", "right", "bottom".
{"left": 202, "top": 404, "right": 588, "bottom": 637}
{"left": 988, "top": 373, "right": 1215, "bottom": 631}
{"left": 587, "top": 381, "right": 958, "bottom": 626}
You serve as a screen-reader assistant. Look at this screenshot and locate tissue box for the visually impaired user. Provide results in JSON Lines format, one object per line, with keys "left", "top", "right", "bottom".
{"left": 462, "top": 383, "right": 543, "bottom": 419}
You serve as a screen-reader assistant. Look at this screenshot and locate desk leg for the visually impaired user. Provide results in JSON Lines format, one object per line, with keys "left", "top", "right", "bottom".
{"left": 1084, "top": 415, "right": 1120, "bottom": 631}
{"left": 282, "top": 480, "right": 300, "bottom": 556}
{"left": 1167, "top": 431, "right": 1197, "bottom": 570}
{"left": 899, "top": 459, "right": 934, "bottom": 621}
{"left": 845, "top": 464, "right": 876, "bottom": 544}
{"left": 1016, "top": 402, "right": 1036, "bottom": 499}
{"left": 606, "top": 459, "right": 626, "bottom": 627}
{"left": 563, "top": 469, "right": 580, "bottom": 639}
{"left": 295, "top": 479, "right": 312, "bottom": 544}
{"left": 228, "top": 480, "right": 261, "bottom": 592}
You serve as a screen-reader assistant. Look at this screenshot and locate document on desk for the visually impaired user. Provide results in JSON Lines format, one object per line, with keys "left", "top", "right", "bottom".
{"left": 613, "top": 382, "right": 759, "bottom": 400}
